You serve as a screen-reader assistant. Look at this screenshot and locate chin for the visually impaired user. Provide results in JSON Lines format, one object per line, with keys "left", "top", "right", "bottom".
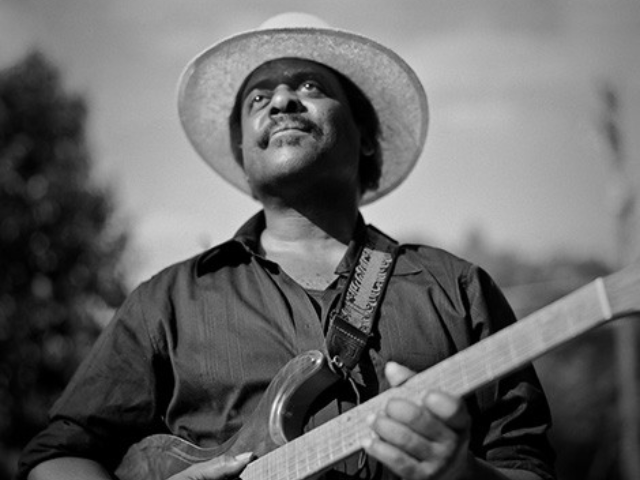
{"left": 268, "top": 146, "right": 323, "bottom": 171}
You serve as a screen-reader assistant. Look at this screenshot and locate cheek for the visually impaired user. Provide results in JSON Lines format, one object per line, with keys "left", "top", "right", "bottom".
{"left": 240, "top": 106, "right": 267, "bottom": 137}
{"left": 239, "top": 116, "right": 253, "bottom": 144}
{"left": 330, "top": 109, "right": 362, "bottom": 151}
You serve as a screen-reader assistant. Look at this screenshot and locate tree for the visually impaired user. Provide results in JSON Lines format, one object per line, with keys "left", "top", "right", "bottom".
{"left": 0, "top": 52, "right": 129, "bottom": 478}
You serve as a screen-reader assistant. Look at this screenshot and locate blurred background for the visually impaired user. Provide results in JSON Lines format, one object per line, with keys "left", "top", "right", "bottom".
{"left": 1, "top": 0, "right": 639, "bottom": 479}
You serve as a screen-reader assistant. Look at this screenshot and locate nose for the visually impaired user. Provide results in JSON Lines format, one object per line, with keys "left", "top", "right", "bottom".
{"left": 269, "top": 85, "right": 304, "bottom": 115}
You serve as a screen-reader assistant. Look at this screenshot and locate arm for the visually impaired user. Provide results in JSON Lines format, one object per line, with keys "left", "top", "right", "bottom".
{"left": 18, "top": 288, "right": 169, "bottom": 479}
{"left": 28, "top": 458, "right": 114, "bottom": 480}
{"left": 365, "top": 362, "right": 545, "bottom": 480}
{"left": 27, "top": 455, "right": 254, "bottom": 480}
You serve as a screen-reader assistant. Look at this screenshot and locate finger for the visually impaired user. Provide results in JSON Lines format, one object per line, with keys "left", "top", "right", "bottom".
{"left": 423, "top": 392, "right": 470, "bottom": 433}
{"left": 377, "top": 397, "right": 464, "bottom": 463}
{"left": 384, "top": 361, "right": 415, "bottom": 387}
{"left": 370, "top": 406, "right": 434, "bottom": 460}
{"left": 385, "top": 398, "right": 453, "bottom": 444}
{"left": 363, "top": 436, "right": 436, "bottom": 480}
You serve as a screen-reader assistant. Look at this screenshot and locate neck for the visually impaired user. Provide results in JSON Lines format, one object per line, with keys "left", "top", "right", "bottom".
{"left": 263, "top": 207, "right": 357, "bottom": 244}
{"left": 259, "top": 186, "right": 360, "bottom": 244}
{"left": 259, "top": 202, "right": 359, "bottom": 290}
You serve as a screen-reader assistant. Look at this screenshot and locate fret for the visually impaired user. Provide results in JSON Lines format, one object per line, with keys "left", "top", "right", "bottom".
{"left": 505, "top": 327, "right": 518, "bottom": 373}
{"left": 434, "top": 358, "right": 455, "bottom": 395}
{"left": 490, "top": 331, "right": 512, "bottom": 366}
{"left": 510, "top": 329, "right": 537, "bottom": 362}
{"left": 433, "top": 360, "right": 445, "bottom": 391}
{"left": 302, "top": 432, "right": 312, "bottom": 478}
{"left": 481, "top": 339, "right": 498, "bottom": 383}
{"left": 292, "top": 434, "right": 302, "bottom": 480}
{"left": 267, "top": 446, "right": 278, "bottom": 480}
{"left": 467, "top": 345, "right": 493, "bottom": 388}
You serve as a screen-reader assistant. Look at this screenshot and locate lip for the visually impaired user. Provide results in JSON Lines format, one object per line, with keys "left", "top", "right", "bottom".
{"left": 270, "top": 124, "right": 309, "bottom": 137}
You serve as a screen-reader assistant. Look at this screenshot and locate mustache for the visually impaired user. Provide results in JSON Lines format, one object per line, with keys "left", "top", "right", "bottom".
{"left": 257, "top": 115, "right": 322, "bottom": 149}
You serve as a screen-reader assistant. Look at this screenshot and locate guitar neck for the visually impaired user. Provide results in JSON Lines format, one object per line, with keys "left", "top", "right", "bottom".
{"left": 241, "top": 274, "right": 630, "bottom": 480}
{"left": 412, "top": 278, "right": 613, "bottom": 397}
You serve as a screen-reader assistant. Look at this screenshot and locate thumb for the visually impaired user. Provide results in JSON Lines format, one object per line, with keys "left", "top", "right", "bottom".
{"left": 384, "top": 361, "right": 416, "bottom": 387}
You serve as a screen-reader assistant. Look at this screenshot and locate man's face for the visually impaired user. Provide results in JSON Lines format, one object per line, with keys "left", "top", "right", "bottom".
{"left": 238, "top": 58, "right": 363, "bottom": 200}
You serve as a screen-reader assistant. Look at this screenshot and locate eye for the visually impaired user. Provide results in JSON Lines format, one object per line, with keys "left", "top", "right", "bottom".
{"left": 299, "top": 80, "right": 323, "bottom": 94}
{"left": 246, "top": 92, "right": 269, "bottom": 111}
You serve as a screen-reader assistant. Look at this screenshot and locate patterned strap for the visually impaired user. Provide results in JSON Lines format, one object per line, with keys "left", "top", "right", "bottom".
{"left": 326, "top": 227, "right": 398, "bottom": 371}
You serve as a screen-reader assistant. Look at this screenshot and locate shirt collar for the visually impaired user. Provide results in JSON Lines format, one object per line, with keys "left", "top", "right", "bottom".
{"left": 196, "top": 212, "right": 264, "bottom": 276}
{"left": 196, "top": 211, "right": 422, "bottom": 277}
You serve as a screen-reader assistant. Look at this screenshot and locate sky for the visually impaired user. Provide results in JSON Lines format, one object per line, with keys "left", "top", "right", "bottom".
{"left": 1, "top": 0, "right": 639, "bottom": 285}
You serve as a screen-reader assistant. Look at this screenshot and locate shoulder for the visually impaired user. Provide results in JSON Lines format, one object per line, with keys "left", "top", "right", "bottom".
{"left": 394, "top": 242, "right": 506, "bottom": 314}
{"left": 123, "top": 239, "right": 247, "bottom": 319}
{"left": 112, "top": 239, "right": 245, "bottom": 344}
{"left": 134, "top": 252, "right": 202, "bottom": 296}
{"left": 137, "top": 237, "right": 248, "bottom": 289}
{"left": 396, "top": 242, "right": 478, "bottom": 285}
{"left": 365, "top": 224, "right": 475, "bottom": 282}
{"left": 395, "top": 242, "right": 516, "bottom": 346}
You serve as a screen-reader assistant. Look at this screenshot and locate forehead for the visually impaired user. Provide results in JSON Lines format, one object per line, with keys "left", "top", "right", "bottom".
{"left": 240, "top": 58, "right": 346, "bottom": 99}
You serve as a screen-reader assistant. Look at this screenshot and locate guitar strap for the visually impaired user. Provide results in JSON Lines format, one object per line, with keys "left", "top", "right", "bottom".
{"left": 326, "top": 226, "right": 399, "bottom": 373}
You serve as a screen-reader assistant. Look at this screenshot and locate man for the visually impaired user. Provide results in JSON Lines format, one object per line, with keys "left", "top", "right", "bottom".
{"left": 19, "top": 13, "right": 555, "bottom": 480}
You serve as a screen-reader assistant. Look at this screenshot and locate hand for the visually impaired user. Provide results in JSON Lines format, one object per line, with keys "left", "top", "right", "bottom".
{"left": 364, "top": 363, "right": 472, "bottom": 480}
{"left": 167, "top": 452, "right": 254, "bottom": 480}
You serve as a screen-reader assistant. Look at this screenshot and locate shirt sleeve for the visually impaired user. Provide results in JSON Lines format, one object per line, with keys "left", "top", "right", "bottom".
{"left": 461, "top": 265, "right": 556, "bottom": 480}
{"left": 17, "top": 286, "right": 170, "bottom": 479}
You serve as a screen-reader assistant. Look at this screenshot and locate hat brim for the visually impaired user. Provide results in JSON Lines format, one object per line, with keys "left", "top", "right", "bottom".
{"left": 178, "top": 26, "right": 428, "bottom": 205}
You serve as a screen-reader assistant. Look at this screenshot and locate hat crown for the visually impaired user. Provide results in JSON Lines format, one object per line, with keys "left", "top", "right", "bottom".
{"left": 258, "top": 12, "right": 331, "bottom": 30}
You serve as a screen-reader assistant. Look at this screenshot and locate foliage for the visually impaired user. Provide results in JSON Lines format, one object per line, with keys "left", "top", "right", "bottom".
{"left": 0, "top": 52, "right": 129, "bottom": 478}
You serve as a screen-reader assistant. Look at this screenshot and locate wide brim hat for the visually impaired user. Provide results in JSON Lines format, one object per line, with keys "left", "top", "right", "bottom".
{"left": 177, "top": 12, "right": 428, "bottom": 205}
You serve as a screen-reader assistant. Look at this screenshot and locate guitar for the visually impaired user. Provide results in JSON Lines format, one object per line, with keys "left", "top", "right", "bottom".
{"left": 116, "top": 264, "right": 640, "bottom": 480}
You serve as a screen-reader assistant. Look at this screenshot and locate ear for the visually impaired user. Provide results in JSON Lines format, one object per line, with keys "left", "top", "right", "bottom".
{"left": 361, "top": 135, "right": 375, "bottom": 157}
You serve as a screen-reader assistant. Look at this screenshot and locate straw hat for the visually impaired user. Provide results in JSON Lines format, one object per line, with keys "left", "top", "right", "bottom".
{"left": 177, "top": 12, "right": 428, "bottom": 204}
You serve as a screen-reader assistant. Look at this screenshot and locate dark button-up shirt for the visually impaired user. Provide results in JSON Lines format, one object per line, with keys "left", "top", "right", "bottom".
{"left": 18, "top": 212, "right": 555, "bottom": 480}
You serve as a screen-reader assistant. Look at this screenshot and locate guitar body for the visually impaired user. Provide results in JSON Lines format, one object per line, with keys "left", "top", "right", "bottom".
{"left": 115, "top": 350, "right": 341, "bottom": 480}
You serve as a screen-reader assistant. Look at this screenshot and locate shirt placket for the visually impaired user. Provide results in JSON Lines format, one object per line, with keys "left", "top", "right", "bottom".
{"left": 268, "top": 266, "right": 335, "bottom": 354}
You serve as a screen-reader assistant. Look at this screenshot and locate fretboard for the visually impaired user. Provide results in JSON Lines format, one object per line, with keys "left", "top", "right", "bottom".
{"left": 241, "top": 279, "right": 614, "bottom": 480}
